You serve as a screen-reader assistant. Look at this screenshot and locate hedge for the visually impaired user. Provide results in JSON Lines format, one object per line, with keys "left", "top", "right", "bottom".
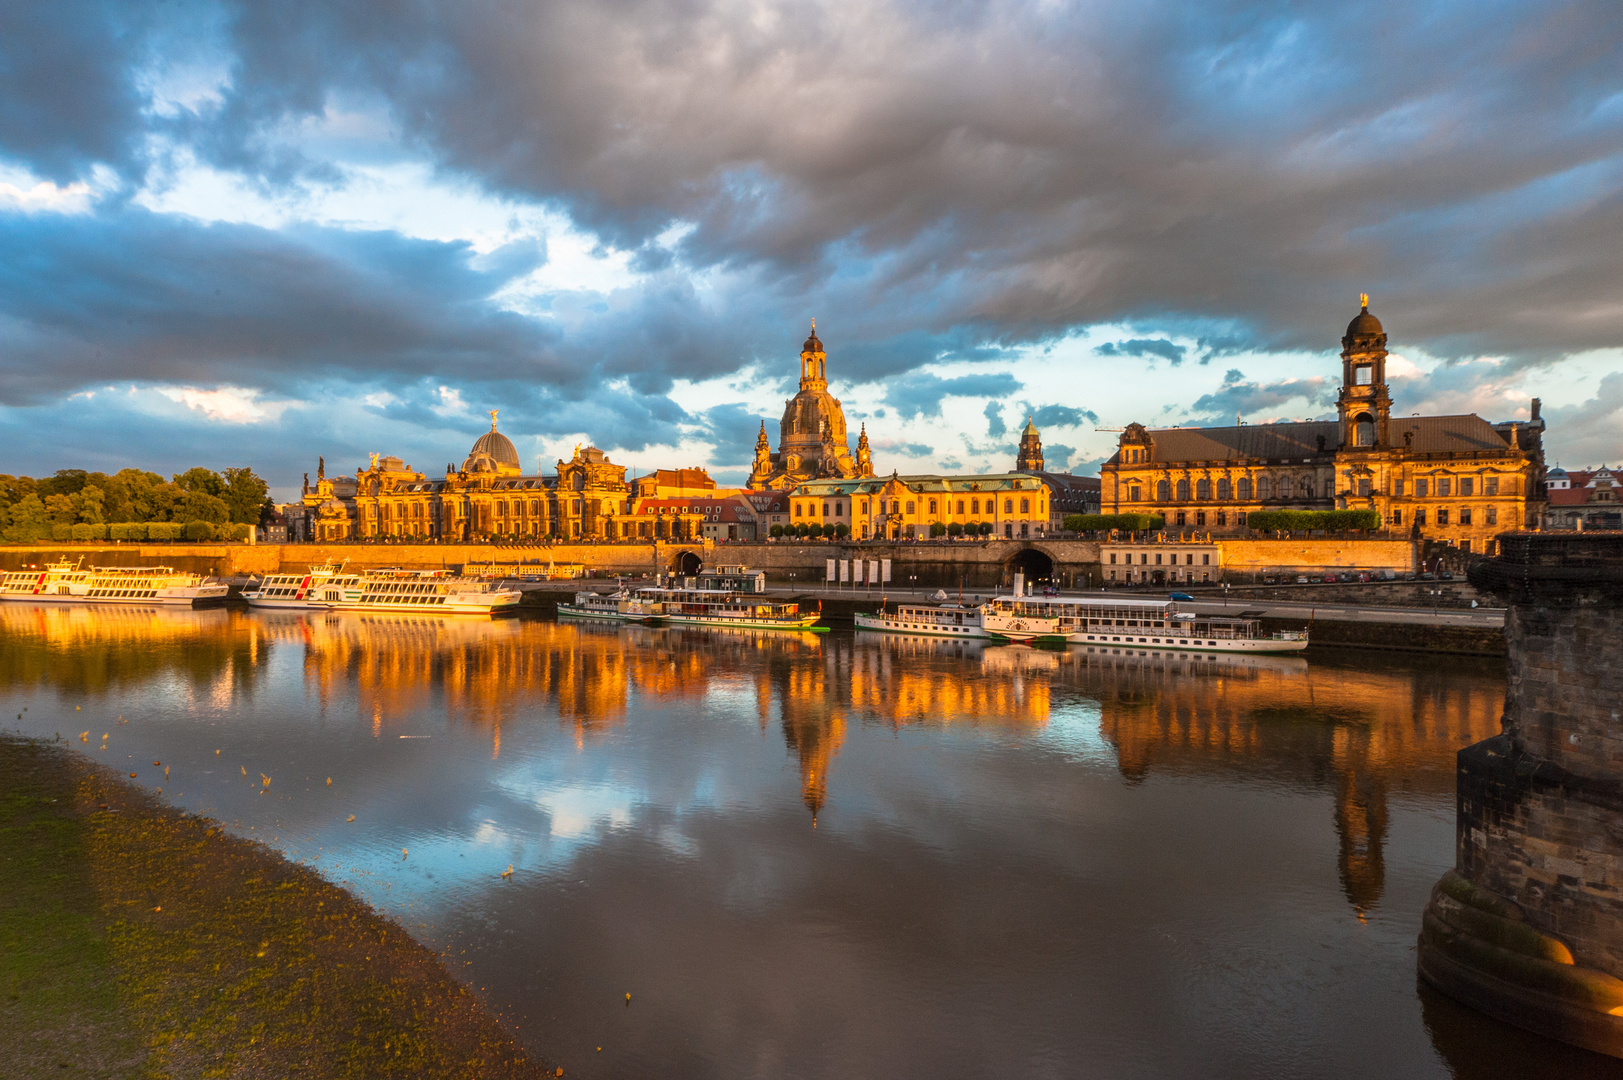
{"left": 1063, "top": 513, "right": 1166, "bottom": 532}
{"left": 182, "top": 520, "right": 216, "bottom": 541}
{"left": 147, "top": 522, "right": 184, "bottom": 541}
{"left": 1245, "top": 510, "right": 1382, "bottom": 532}
{"left": 70, "top": 523, "right": 109, "bottom": 541}
{"left": 110, "top": 522, "right": 149, "bottom": 541}
{"left": 51, "top": 524, "right": 73, "bottom": 540}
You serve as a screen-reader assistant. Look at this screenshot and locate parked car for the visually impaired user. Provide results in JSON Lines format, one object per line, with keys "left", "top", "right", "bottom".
{"left": 1420, "top": 572, "right": 1436, "bottom": 580}
{"left": 1357, "top": 572, "right": 1370, "bottom": 582}
{"left": 1322, "top": 574, "right": 1337, "bottom": 583}
{"left": 1440, "top": 571, "right": 1455, "bottom": 581}
{"left": 1261, "top": 576, "right": 1276, "bottom": 584}
{"left": 1296, "top": 576, "right": 1309, "bottom": 584}
{"left": 1170, "top": 591, "right": 1195, "bottom": 601}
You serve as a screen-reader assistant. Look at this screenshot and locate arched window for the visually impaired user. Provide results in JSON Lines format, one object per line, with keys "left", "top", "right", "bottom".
{"left": 1020, "top": 497, "right": 1030, "bottom": 513}
{"left": 1216, "top": 478, "right": 1232, "bottom": 500}
{"left": 906, "top": 501, "right": 915, "bottom": 514}
{"left": 1237, "top": 477, "right": 1252, "bottom": 500}
{"left": 1004, "top": 499, "right": 1014, "bottom": 513}
{"left": 1157, "top": 479, "right": 1171, "bottom": 501}
{"left": 1302, "top": 478, "right": 1315, "bottom": 499}
{"left": 1354, "top": 413, "right": 1376, "bottom": 447}
{"left": 1276, "top": 476, "right": 1291, "bottom": 499}
{"left": 1196, "top": 479, "right": 1211, "bottom": 500}
{"left": 1176, "top": 478, "right": 1190, "bottom": 501}
{"left": 928, "top": 499, "right": 936, "bottom": 515}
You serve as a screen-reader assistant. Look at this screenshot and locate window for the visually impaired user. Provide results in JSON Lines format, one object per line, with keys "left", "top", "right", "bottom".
{"left": 1353, "top": 415, "right": 1375, "bottom": 446}
{"left": 1358, "top": 478, "right": 1371, "bottom": 496}
{"left": 1175, "top": 478, "right": 1190, "bottom": 501}
{"left": 971, "top": 499, "right": 979, "bottom": 514}
{"left": 1276, "top": 477, "right": 1291, "bottom": 499}
{"left": 836, "top": 503, "right": 844, "bottom": 517}
{"left": 1461, "top": 540, "right": 1472, "bottom": 554}
{"left": 1416, "top": 509, "right": 1427, "bottom": 526}
{"left": 1196, "top": 479, "right": 1211, "bottom": 500}
{"left": 1437, "top": 508, "right": 1450, "bottom": 525}
{"left": 1437, "top": 477, "right": 1452, "bottom": 497}
{"left": 1216, "top": 511, "right": 1227, "bottom": 526}
{"left": 956, "top": 500, "right": 965, "bottom": 514}
{"left": 1237, "top": 477, "right": 1252, "bottom": 500}
{"left": 1128, "top": 486, "right": 1141, "bottom": 503}
{"left": 1140, "top": 554, "right": 1149, "bottom": 565}
{"left": 1391, "top": 509, "right": 1403, "bottom": 525}
{"left": 1392, "top": 479, "right": 1405, "bottom": 496}
{"left": 1487, "top": 507, "right": 1498, "bottom": 526}
{"left": 1158, "top": 480, "right": 1171, "bottom": 501}
{"left": 1186, "top": 554, "right": 1194, "bottom": 565}
{"left": 1195, "top": 511, "right": 1206, "bottom": 527}
{"left": 1004, "top": 499, "right": 1014, "bottom": 513}
{"left": 1155, "top": 553, "right": 1163, "bottom": 565}
{"left": 1460, "top": 478, "right": 1474, "bottom": 497}
{"left": 929, "top": 499, "right": 937, "bottom": 515}
{"left": 794, "top": 503, "right": 802, "bottom": 517}
{"left": 1217, "top": 478, "right": 1231, "bottom": 500}
{"left": 1175, "top": 511, "right": 1187, "bottom": 526}
{"left": 1415, "top": 478, "right": 1429, "bottom": 498}
{"left": 906, "top": 501, "right": 915, "bottom": 514}
{"left": 572, "top": 500, "right": 582, "bottom": 514}
{"left": 861, "top": 500, "right": 869, "bottom": 515}
{"left": 1355, "top": 364, "right": 1372, "bottom": 385}
{"left": 1202, "top": 554, "right": 1210, "bottom": 565}
{"left": 1460, "top": 508, "right": 1472, "bottom": 525}
{"left": 1257, "top": 477, "right": 1271, "bottom": 499}
{"left": 1109, "top": 553, "right": 1117, "bottom": 564}
{"left": 1485, "top": 476, "right": 1500, "bottom": 496}
{"left": 1020, "top": 498, "right": 1030, "bottom": 514}
{"left": 1302, "top": 479, "right": 1316, "bottom": 499}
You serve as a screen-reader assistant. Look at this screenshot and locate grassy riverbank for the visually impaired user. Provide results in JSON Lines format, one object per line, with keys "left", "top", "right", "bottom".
{"left": 0, "top": 735, "right": 550, "bottom": 1079}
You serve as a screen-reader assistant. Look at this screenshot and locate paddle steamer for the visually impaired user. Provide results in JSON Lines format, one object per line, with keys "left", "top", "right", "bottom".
{"left": 244, "top": 566, "right": 519, "bottom": 614}
{"left": 0, "top": 559, "right": 228, "bottom": 605}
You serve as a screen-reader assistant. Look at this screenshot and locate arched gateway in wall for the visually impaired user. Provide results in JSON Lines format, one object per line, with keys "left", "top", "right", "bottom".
{"left": 1005, "top": 545, "right": 1057, "bottom": 586}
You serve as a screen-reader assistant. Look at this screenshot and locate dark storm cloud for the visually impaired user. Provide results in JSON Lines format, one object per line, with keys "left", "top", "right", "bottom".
{"left": 884, "top": 371, "right": 1023, "bottom": 420}
{"left": 185, "top": 0, "right": 1623, "bottom": 361}
{"left": 701, "top": 402, "right": 770, "bottom": 465}
{"left": 1, "top": 0, "right": 1622, "bottom": 472}
{"left": 0, "top": 207, "right": 569, "bottom": 404}
{"left": 1095, "top": 339, "right": 1186, "bottom": 365}
{"left": 1188, "top": 369, "right": 1328, "bottom": 423}
{"left": 1043, "top": 443, "right": 1076, "bottom": 471}
{"left": 983, "top": 402, "right": 1006, "bottom": 438}
{"left": 1026, "top": 404, "right": 1096, "bottom": 429}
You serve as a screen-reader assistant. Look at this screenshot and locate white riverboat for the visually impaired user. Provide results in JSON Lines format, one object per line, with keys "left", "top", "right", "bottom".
{"left": 854, "top": 602, "right": 996, "bottom": 639}
{"left": 557, "top": 587, "right": 662, "bottom": 623}
{"left": 639, "top": 585, "right": 826, "bottom": 631}
{"left": 0, "top": 559, "right": 228, "bottom": 606}
{"left": 241, "top": 563, "right": 360, "bottom": 609}
{"left": 245, "top": 566, "right": 519, "bottom": 614}
{"left": 984, "top": 595, "right": 1309, "bottom": 654}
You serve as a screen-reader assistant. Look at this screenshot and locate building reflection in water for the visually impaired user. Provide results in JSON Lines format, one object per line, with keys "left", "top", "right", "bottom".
{"left": 0, "top": 603, "right": 1502, "bottom": 915}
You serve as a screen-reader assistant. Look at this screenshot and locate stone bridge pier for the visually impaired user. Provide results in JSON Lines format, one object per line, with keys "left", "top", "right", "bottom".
{"left": 1419, "top": 533, "right": 1623, "bottom": 1055}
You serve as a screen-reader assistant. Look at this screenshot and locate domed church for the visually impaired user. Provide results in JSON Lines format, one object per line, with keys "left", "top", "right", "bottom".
{"left": 748, "top": 323, "right": 875, "bottom": 490}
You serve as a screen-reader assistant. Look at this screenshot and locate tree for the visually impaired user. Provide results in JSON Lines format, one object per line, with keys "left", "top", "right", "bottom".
{"left": 176, "top": 490, "right": 230, "bottom": 524}
{"left": 1068, "top": 513, "right": 1165, "bottom": 533}
{"left": 820, "top": 522, "right": 837, "bottom": 539}
{"left": 947, "top": 522, "right": 963, "bottom": 537}
{"left": 36, "top": 469, "right": 89, "bottom": 499}
{"left": 220, "top": 467, "right": 270, "bottom": 524}
{"left": 173, "top": 467, "right": 225, "bottom": 498}
{"left": 834, "top": 523, "right": 849, "bottom": 538}
{"left": 929, "top": 522, "right": 946, "bottom": 537}
{"left": 977, "top": 521, "right": 994, "bottom": 536}
{"left": 44, "top": 493, "right": 78, "bottom": 525}
{"left": 75, "top": 485, "right": 106, "bottom": 524}
{"left": 770, "top": 524, "right": 784, "bottom": 538}
{"left": 182, "top": 520, "right": 216, "bottom": 541}
{"left": 2, "top": 494, "right": 49, "bottom": 543}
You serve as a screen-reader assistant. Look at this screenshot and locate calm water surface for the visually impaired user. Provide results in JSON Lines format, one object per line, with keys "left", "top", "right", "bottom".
{"left": 5, "top": 604, "right": 1622, "bottom": 1080}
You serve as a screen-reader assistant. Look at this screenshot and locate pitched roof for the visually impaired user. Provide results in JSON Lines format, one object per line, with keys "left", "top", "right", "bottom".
{"left": 1136, "top": 414, "right": 1515, "bottom": 463}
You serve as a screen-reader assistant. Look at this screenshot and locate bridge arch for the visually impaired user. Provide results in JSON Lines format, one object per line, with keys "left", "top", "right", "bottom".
{"left": 1005, "top": 545, "right": 1056, "bottom": 586}
{"left": 669, "top": 549, "right": 703, "bottom": 575}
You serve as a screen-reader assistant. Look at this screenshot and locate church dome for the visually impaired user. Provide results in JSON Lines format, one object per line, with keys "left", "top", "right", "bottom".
{"left": 464, "top": 412, "right": 521, "bottom": 470}
{"left": 1346, "top": 304, "right": 1384, "bottom": 338}
{"left": 803, "top": 325, "right": 824, "bottom": 353}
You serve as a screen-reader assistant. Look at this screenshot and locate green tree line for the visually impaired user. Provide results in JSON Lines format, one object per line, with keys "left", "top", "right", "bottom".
{"left": 0, "top": 467, "right": 271, "bottom": 544}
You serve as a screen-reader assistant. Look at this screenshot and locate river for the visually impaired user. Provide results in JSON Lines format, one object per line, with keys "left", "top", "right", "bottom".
{"left": 3, "top": 603, "right": 1618, "bottom": 1079}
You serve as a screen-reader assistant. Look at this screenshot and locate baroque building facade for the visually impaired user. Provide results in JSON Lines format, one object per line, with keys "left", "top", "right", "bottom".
{"left": 748, "top": 323, "right": 875, "bottom": 490}
{"left": 300, "top": 413, "right": 714, "bottom": 543}
{"left": 1100, "top": 301, "right": 1547, "bottom": 555}
{"left": 789, "top": 472, "right": 1052, "bottom": 540}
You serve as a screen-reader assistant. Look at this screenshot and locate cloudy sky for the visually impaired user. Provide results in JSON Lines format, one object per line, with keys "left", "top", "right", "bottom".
{"left": 2, "top": 0, "right": 1621, "bottom": 496}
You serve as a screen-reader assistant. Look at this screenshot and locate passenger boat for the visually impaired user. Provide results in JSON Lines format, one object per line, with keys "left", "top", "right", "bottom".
{"left": 636, "top": 585, "right": 825, "bottom": 631}
{"left": 854, "top": 602, "right": 995, "bottom": 639}
{"left": 0, "top": 559, "right": 228, "bottom": 605}
{"left": 984, "top": 595, "right": 1308, "bottom": 654}
{"left": 556, "top": 587, "right": 663, "bottom": 623}
{"left": 245, "top": 566, "right": 519, "bottom": 614}
{"left": 241, "top": 563, "right": 358, "bottom": 609}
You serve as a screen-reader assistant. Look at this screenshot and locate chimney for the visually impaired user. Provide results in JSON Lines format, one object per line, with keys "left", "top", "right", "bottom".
{"left": 1531, "top": 398, "right": 1542, "bottom": 422}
